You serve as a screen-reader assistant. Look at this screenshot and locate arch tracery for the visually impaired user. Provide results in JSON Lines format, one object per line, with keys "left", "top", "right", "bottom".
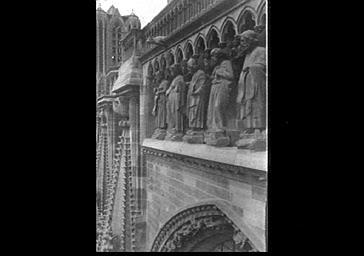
{"left": 206, "top": 26, "right": 220, "bottom": 49}
{"left": 220, "top": 17, "right": 237, "bottom": 43}
{"left": 151, "top": 205, "right": 258, "bottom": 252}
{"left": 237, "top": 9, "right": 257, "bottom": 34}
{"left": 194, "top": 34, "right": 206, "bottom": 55}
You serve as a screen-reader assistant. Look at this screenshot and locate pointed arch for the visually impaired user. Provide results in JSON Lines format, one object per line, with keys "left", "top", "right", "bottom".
{"left": 175, "top": 46, "right": 184, "bottom": 63}
{"left": 220, "top": 17, "right": 237, "bottom": 43}
{"left": 183, "top": 40, "right": 194, "bottom": 60}
{"left": 153, "top": 58, "right": 160, "bottom": 72}
{"left": 150, "top": 202, "right": 262, "bottom": 252}
{"left": 257, "top": 1, "right": 266, "bottom": 26}
{"left": 236, "top": 8, "right": 257, "bottom": 34}
{"left": 194, "top": 33, "right": 207, "bottom": 55}
{"left": 206, "top": 25, "right": 221, "bottom": 49}
{"left": 165, "top": 51, "right": 175, "bottom": 66}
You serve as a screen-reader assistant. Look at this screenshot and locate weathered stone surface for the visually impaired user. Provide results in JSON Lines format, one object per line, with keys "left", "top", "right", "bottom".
{"left": 195, "top": 180, "right": 232, "bottom": 201}
{"left": 236, "top": 132, "right": 267, "bottom": 151}
{"left": 145, "top": 153, "right": 266, "bottom": 252}
{"left": 226, "top": 130, "right": 241, "bottom": 146}
{"left": 182, "top": 133, "right": 204, "bottom": 144}
{"left": 143, "top": 139, "right": 267, "bottom": 171}
{"left": 164, "top": 130, "right": 184, "bottom": 142}
{"left": 252, "top": 185, "right": 266, "bottom": 202}
{"left": 151, "top": 128, "right": 167, "bottom": 140}
{"left": 204, "top": 131, "right": 230, "bottom": 147}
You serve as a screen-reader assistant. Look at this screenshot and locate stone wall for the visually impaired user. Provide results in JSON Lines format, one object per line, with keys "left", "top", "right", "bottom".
{"left": 143, "top": 144, "right": 267, "bottom": 251}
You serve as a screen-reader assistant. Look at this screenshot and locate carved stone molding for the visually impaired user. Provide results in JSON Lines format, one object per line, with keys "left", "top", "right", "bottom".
{"left": 142, "top": 146, "right": 266, "bottom": 185}
{"left": 151, "top": 204, "right": 258, "bottom": 252}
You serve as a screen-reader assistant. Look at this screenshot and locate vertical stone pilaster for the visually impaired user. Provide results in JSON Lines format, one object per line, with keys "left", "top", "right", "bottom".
{"left": 129, "top": 95, "right": 140, "bottom": 209}
{"left": 140, "top": 76, "right": 155, "bottom": 142}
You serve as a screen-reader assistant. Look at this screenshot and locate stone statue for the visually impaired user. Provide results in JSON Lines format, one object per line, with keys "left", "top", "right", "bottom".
{"left": 231, "top": 35, "right": 246, "bottom": 82}
{"left": 203, "top": 49, "right": 213, "bottom": 75}
{"left": 183, "top": 57, "right": 210, "bottom": 144}
{"left": 205, "top": 48, "right": 234, "bottom": 147}
{"left": 151, "top": 71, "right": 169, "bottom": 140}
{"left": 165, "top": 64, "right": 187, "bottom": 141}
{"left": 254, "top": 25, "right": 266, "bottom": 48}
{"left": 235, "top": 30, "right": 266, "bottom": 150}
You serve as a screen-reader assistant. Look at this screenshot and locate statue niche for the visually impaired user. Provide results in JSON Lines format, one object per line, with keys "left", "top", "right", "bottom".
{"left": 151, "top": 70, "right": 169, "bottom": 140}
{"left": 204, "top": 48, "right": 234, "bottom": 147}
{"left": 165, "top": 64, "right": 187, "bottom": 141}
{"left": 183, "top": 57, "right": 210, "bottom": 144}
{"left": 235, "top": 30, "right": 266, "bottom": 151}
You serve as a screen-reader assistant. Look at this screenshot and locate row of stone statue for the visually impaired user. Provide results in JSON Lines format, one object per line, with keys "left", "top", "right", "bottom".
{"left": 151, "top": 29, "right": 266, "bottom": 149}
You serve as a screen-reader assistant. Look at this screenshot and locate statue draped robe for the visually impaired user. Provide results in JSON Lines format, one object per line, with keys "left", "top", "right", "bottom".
{"left": 187, "top": 69, "right": 209, "bottom": 129}
{"left": 153, "top": 79, "right": 169, "bottom": 129}
{"left": 206, "top": 60, "right": 234, "bottom": 132}
{"left": 166, "top": 75, "right": 186, "bottom": 133}
{"left": 236, "top": 46, "right": 266, "bottom": 129}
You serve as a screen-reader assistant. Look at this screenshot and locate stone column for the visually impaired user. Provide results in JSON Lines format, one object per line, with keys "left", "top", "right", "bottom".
{"left": 129, "top": 93, "right": 146, "bottom": 251}
{"left": 129, "top": 95, "right": 139, "bottom": 208}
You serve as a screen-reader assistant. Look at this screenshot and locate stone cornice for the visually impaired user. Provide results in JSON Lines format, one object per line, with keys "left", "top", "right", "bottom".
{"left": 142, "top": 138, "right": 267, "bottom": 171}
{"left": 142, "top": 139, "right": 267, "bottom": 184}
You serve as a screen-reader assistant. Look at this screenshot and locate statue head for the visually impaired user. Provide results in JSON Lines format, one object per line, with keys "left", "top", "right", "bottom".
{"left": 187, "top": 57, "right": 198, "bottom": 74}
{"left": 202, "top": 49, "right": 212, "bottom": 74}
{"left": 238, "top": 30, "right": 259, "bottom": 53}
{"left": 211, "top": 47, "right": 230, "bottom": 66}
{"left": 210, "top": 48, "right": 220, "bottom": 67}
{"left": 170, "top": 64, "right": 181, "bottom": 78}
{"left": 254, "top": 25, "right": 266, "bottom": 47}
{"left": 232, "top": 35, "right": 241, "bottom": 48}
{"left": 204, "top": 48, "right": 212, "bottom": 59}
{"left": 254, "top": 25, "right": 265, "bottom": 34}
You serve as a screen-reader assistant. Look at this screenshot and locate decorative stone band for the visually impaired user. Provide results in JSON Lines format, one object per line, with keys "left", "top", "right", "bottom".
{"left": 151, "top": 204, "right": 257, "bottom": 252}
{"left": 142, "top": 146, "right": 267, "bottom": 185}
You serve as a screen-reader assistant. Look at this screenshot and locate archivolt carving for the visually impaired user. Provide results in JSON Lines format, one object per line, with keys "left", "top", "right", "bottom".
{"left": 151, "top": 204, "right": 258, "bottom": 252}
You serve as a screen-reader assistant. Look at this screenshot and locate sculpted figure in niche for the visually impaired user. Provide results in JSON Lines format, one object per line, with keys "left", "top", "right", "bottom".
{"left": 165, "top": 64, "right": 187, "bottom": 141}
{"left": 203, "top": 48, "right": 213, "bottom": 75}
{"left": 151, "top": 70, "right": 169, "bottom": 140}
{"left": 183, "top": 57, "right": 210, "bottom": 144}
{"left": 254, "top": 25, "right": 266, "bottom": 48}
{"left": 204, "top": 48, "right": 234, "bottom": 147}
{"left": 235, "top": 30, "right": 266, "bottom": 150}
{"left": 231, "top": 35, "right": 246, "bottom": 82}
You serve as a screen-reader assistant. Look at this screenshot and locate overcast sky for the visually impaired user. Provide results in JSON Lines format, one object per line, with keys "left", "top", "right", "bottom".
{"left": 97, "top": 0, "right": 168, "bottom": 28}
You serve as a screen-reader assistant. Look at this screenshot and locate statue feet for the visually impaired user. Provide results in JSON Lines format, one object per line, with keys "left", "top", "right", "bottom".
{"left": 204, "top": 130, "right": 230, "bottom": 147}
{"left": 165, "top": 129, "right": 183, "bottom": 141}
{"left": 183, "top": 130, "right": 204, "bottom": 144}
{"left": 235, "top": 129, "right": 267, "bottom": 151}
{"left": 151, "top": 128, "right": 167, "bottom": 140}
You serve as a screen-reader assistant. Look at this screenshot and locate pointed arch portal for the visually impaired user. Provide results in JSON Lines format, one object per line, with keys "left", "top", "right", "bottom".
{"left": 151, "top": 205, "right": 258, "bottom": 252}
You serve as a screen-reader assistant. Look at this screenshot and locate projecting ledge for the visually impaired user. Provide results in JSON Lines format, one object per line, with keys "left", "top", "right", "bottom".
{"left": 142, "top": 139, "right": 267, "bottom": 172}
